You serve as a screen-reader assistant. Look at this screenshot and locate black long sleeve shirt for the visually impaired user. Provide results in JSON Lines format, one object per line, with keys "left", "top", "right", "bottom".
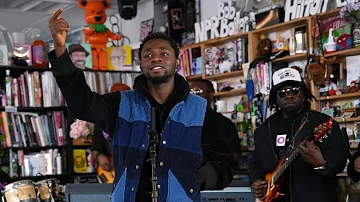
{"left": 49, "top": 49, "right": 238, "bottom": 201}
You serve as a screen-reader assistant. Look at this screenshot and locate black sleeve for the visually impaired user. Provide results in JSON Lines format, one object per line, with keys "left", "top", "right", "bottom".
{"left": 49, "top": 49, "right": 120, "bottom": 137}
{"left": 348, "top": 149, "right": 360, "bottom": 182}
{"left": 221, "top": 115, "right": 241, "bottom": 153}
{"left": 248, "top": 127, "right": 266, "bottom": 185}
{"left": 197, "top": 107, "right": 238, "bottom": 190}
{"left": 318, "top": 121, "right": 348, "bottom": 177}
{"left": 90, "top": 125, "right": 106, "bottom": 154}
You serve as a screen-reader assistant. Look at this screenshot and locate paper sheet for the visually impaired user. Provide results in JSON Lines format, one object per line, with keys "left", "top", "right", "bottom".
{"left": 346, "top": 55, "right": 360, "bottom": 85}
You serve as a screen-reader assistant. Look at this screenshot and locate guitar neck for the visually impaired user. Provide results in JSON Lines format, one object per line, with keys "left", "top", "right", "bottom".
{"left": 272, "top": 148, "right": 300, "bottom": 183}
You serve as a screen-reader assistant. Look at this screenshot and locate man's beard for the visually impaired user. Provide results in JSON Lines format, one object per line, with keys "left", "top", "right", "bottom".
{"left": 148, "top": 74, "right": 170, "bottom": 84}
{"left": 146, "top": 71, "right": 172, "bottom": 84}
{"left": 74, "top": 60, "right": 85, "bottom": 69}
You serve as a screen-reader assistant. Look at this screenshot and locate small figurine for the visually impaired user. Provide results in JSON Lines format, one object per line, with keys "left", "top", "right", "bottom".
{"left": 256, "top": 33, "right": 272, "bottom": 58}
{"left": 78, "top": 0, "right": 122, "bottom": 70}
{"left": 350, "top": 80, "right": 358, "bottom": 93}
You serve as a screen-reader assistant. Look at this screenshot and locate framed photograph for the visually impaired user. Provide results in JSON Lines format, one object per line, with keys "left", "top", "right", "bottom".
{"left": 171, "top": 8, "right": 184, "bottom": 29}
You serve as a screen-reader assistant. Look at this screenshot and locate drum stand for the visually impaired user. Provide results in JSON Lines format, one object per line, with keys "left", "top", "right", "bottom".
{"left": 148, "top": 107, "right": 159, "bottom": 202}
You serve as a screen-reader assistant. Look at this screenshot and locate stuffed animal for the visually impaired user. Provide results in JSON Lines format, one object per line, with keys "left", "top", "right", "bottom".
{"left": 306, "top": 56, "right": 336, "bottom": 86}
{"left": 78, "top": 0, "right": 122, "bottom": 70}
{"left": 350, "top": 81, "right": 358, "bottom": 93}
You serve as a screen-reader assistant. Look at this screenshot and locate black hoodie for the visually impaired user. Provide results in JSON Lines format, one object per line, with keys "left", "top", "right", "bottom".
{"left": 49, "top": 49, "right": 238, "bottom": 202}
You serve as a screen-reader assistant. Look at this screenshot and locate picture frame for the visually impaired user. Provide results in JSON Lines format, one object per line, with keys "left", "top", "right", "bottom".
{"left": 171, "top": 8, "right": 184, "bottom": 29}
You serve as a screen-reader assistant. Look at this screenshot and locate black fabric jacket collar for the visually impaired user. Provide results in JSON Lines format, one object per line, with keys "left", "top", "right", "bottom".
{"left": 132, "top": 73, "right": 190, "bottom": 105}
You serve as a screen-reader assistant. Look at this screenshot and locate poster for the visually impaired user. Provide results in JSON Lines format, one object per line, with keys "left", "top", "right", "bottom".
{"left": 107, "top": 46, "right": 132, "bottom": 71}
{"left": 65, "top": 43, "right": 92, "bottom": 69}
{"left": 140, "top": 18, "right": 154, "bottom": 41}
{"left": 0, "top": 45, "right": 8, "bottom": 65}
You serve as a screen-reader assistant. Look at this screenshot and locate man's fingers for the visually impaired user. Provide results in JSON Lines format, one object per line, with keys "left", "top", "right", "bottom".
{"left": 51, "top": 8, "right": 64, "bottom": 20}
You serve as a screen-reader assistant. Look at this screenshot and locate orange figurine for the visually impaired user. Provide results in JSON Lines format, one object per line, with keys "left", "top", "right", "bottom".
{"left": 78, "top": 0, "right": 122, "bottom": 70}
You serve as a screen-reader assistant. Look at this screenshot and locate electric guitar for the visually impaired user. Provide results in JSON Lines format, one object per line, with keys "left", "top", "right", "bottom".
{"left": 96, "top": 156, "right": 115, "bottom": 183}
{"left": 264, "top": 118, "right": 334, "bottom": 202}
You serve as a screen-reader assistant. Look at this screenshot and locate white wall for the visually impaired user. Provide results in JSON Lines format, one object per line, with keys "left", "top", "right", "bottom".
{"left": 105, "top": 0, "right": 154, "bottom": 48}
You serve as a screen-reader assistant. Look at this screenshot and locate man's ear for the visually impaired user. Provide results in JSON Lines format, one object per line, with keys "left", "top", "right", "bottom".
{"left": 139, "top": 61, "right": 144, "bottom": 72}
{"left": 176, "top": 59, "right": 180, "bottom": 68}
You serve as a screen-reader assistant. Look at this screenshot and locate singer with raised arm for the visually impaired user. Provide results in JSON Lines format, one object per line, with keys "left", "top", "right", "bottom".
{"left": 48, "top": 9, "right": 237, "bottom": 202}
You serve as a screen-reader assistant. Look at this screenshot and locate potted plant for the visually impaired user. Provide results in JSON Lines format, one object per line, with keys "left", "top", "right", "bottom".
{"left": 340, "top": 2, "right": 360, "bottom": 47}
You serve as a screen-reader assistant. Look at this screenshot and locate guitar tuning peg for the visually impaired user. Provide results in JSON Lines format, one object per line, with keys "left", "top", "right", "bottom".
{"left": 319, "top": 138, "right": 323, "bottom": 143}
{"left": 323, "top": 134, "right": 328, "bottom": 138}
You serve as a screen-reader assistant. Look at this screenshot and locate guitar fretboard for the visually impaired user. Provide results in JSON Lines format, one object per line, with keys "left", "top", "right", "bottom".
{"left": 272, "top": 148, "right": 300, "bottom": 183}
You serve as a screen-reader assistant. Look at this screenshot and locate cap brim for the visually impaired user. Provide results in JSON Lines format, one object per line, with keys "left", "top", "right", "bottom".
{"left": 270, "top": 80, "right": 303, "bottom": 94}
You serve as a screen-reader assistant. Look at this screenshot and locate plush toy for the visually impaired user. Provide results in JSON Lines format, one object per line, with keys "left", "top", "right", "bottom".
{"left": 78, "top": 0, "right": 122, "bottom": 70}
{"left": 306, "top": 56, "right": 336, "bottom": 86}
{"left": 257, "top": 33, "right": 272, "bottom": 58}
{"left": 350, "top": 81, "right": 358, "bottom": 93}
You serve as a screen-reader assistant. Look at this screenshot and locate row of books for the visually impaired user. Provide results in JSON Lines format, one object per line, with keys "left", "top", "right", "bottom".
{"left": 2, "top": 70, "right": 64, "bottom": 108}
{"left": 0, "top": 111, "right": 66, "bottom": 148}
{"left": 6, "top": 149, "right": 63, "bottom": 177}
{"left": 84, "top": 71, "right": 141, "bottom": 94}
{"left": 204, "top": 39, "right": 248, "bottom": 76}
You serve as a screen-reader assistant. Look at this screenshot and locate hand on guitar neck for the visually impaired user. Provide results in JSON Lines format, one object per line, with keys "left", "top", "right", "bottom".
{"left": 96, "top": 154, "right": 115, "bottom": 183}
{"left": 97, "top": 154, "right": 113, "bottom": 171}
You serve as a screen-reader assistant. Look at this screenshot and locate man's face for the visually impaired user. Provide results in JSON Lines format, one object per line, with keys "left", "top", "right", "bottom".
{"left": 110, "top": 48, "right": 126, "bottom": 67}
{"left": 190, "top": 82, "right": 214, "bottom": 107}
{"left": 140, "top": 39, "right": 179, "bottom": 84}
{"left": 276, "top": 84, "right": 305, "bottom": 113}
{"left": 70, "top": 51, "right": 87, "bottom": 69}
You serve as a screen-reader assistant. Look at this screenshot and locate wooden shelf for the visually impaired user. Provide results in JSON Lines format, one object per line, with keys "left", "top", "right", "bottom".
{"left": 336, "top": 173, "right": 348, "bottom": 177}
{"left": 205, "top": 70, "right": 244, "bottom": 81}
{"left": 324, "top": 47, "right": 360, "bottom": 58}
{"left": 319, "top": 7, "right": 341, "bottom": 20}
{"left": 0, "top": 106, "right": 67, "bottom": 112}
{"left": 272, "top": 53, "right": 308, "bottom": 62}
{"left": 0, "top": 65, "right": 51, "bottom": 72}
{"left": 10, "top": 174, "right": 68, "bottom": 181}
{"left": 186, "top": 74, "right": 202, "bottom": 81}
{"left": 1, "top": 145, "right": 66, "bottom": 151}
{"left": 214, "top": 88, "right": 246, "bottom": 98}
{"left": 83, "top": 69, "right": 141, "bottom": 73}
{"left": 252, "top": 17, "right": 309, "bottom": 34}
{"left": 179, "top": 42, "right": 203, "bottom": 51}
{"left": 320, "top": 92, "right": 360, "bottom": 101}
{"left": 334, "top": 117, "right": 360, "bottom": 123}
{"left": 203, "top": 32, "right": 248, "bottom": 47}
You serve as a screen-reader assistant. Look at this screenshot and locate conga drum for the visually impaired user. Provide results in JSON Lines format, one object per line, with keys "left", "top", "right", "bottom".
{"left": 2, "top": 180, "right": 38, "bottom": 202}
{"left": 36, "top": 178, "right": 61, "bottom": 202}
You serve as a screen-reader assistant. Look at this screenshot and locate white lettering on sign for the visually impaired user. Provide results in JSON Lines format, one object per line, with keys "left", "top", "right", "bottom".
{"left": 194, "top": 1, "right": 253, "bottom": 43}
{"left": 284, "top": 0, "right": 330, "bottom": 22}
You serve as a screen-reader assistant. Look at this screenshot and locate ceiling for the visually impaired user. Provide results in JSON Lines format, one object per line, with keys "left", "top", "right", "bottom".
{"left": 0, "top": 0, "right": 151, "bottom": 41}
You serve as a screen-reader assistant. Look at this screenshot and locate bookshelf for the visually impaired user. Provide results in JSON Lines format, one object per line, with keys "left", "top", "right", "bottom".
{"left": 0, "top": 64, "right": 73, "bottom": 184}
{"left": 179, "top": 7, "right": 360, "bottom": 179}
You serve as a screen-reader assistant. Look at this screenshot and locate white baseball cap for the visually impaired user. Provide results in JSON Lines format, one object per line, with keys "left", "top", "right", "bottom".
{"left": 272, "top": 68, "right": 302, "bottom": 88}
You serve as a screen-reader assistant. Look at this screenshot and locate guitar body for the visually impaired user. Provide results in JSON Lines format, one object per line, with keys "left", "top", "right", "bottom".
{"left": 264, "top": 158, "right": 285, "bottom": 202}
{"left": 96, "top": 156, "right": 115, "bottom": 183}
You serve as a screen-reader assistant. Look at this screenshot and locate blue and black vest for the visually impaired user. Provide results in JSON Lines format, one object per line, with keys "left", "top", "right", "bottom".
{"left": 112, "top": 90, "right": 207, "bottom": 202}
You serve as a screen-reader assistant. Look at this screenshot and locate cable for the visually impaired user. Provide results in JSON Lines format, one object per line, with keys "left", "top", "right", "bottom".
{"left": 109, "top": 14, "right": 131, "bottom": 47}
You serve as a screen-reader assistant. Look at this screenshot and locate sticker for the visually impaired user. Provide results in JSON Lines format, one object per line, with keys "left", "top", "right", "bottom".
{"left": 276, "top": 134, "right": 287, "bottom": 146}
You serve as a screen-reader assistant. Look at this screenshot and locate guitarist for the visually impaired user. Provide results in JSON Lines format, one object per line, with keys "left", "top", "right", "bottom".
{"left": 248, "top": 68, "right": 348, "bottom": 202}
{"left": 90, "top": 83, "right": 131, "bottom": 173}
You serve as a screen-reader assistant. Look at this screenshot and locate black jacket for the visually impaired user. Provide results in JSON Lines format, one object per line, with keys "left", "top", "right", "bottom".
{"left": 248, "top": 109, "right": 348, "bottom": 202}
{"left": 347, "top": 144, "right": 360, "bottom": 182}
{"left": 49, "top": 50, "right": 238, "bottom": 202}
{"left": 90, "top": 125, "right": 112, "bottom": 157}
